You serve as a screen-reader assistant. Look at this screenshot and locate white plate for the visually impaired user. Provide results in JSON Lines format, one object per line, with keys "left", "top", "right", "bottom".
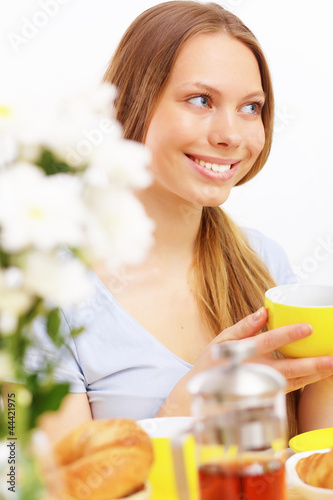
{"left": 137, "top": 416, "right": 193, "bottom": 438}
{"left": 286, "top": 448, "right": 333, "bottom": 499}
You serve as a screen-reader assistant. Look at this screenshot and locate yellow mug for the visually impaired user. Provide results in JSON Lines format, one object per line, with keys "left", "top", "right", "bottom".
{"left": 264, "top": 284, "right": 333, "bottom": 358}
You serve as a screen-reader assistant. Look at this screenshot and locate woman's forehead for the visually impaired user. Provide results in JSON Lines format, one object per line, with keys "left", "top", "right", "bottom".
{"left": 168, "top": 32, "right": 263, "bottom": 95}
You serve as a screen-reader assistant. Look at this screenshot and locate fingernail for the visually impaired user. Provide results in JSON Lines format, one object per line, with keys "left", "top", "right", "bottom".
{"left": 253, "top": 307, "right": 265, "bottom": 322}
{"left": 298, "top": 324, "right": 313, "bottom": 336}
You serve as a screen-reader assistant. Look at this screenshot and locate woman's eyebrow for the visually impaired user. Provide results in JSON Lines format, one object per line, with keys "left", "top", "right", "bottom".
{"left": 244, "top": 90, "right": 266, "bottom": 101}
{"left": 180, "top": 82, "right": 266, "bottom": 101}
{"left": 180, "top": 82, "right": 221, "bottom": 96}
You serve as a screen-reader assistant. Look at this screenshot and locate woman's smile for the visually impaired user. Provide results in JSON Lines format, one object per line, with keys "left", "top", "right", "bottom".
{"left": 185, "top": 153, "right": 240, "bottom": 180}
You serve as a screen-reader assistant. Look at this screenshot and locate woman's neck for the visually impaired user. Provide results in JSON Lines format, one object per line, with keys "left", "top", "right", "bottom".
{"left": 136, "top": 185, "right": 203, "bottom": 265}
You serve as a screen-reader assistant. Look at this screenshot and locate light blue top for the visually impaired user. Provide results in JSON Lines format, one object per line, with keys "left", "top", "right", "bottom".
{"left": 28, "top": 228, "right": 297, "bottom": 420}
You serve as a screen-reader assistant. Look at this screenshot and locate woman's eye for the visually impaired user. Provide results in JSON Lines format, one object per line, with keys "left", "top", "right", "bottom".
{"left": 241, "top": 102, "right": 262, "bottom": 115}
{"left": 188, "top": 95, "right": 210, "bottom": 108}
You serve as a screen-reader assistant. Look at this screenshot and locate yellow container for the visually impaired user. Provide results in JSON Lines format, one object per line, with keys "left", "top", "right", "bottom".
{"left": 149, "top": 437, "right": 198, "bottom": 500}
{"left": 289, "top": 427, "right": 333, "bottom": 453}
{"left": 264, "top": 285, "right": 333, "bottom": 358}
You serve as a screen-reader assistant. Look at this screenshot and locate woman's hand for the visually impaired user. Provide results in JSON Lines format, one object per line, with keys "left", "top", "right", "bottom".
{"left": 156, "top": 307, "right": 333, "bottom": 416}
{"left": 209, "top": 307, "right": 333, "bottom": 394}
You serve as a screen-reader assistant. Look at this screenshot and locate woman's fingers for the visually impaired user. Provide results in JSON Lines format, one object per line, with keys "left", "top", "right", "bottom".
{"left": 250, "top": 323, "right": 333, "bottom": 392}
{"left": 215, "top": 307, "right": 267, "bottom": 343}
{"left": 253, "top": 323, "right": 313, "bottom": 355}
{"left": 285, "top": 372, "right": 333, "bottom": 393}
{"left": 261, "top": 356, "right": 333, "bottom": 393}
{"left": 215, "top": 307, "right": 313, "bottom": 355}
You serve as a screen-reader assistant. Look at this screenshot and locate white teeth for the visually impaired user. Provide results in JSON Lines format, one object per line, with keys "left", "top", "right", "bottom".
{"left": 194, "top": 158, "right": 231, "bottom": 173}
{"left": 218, "top": 164, "right": 231, "bottom": 172}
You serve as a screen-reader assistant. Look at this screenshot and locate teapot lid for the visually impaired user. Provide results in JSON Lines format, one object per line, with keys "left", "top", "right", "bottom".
{"left": 187, "top": 340, "right": 286, "bottom": 400}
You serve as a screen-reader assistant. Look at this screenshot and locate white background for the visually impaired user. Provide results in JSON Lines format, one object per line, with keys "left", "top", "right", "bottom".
{"left": 1, "top": 0, "right": 332, "bottom": 285}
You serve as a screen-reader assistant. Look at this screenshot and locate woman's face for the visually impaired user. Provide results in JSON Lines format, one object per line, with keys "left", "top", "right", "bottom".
{"left": 144, "top": 32, "right": 266, "bottom": 207}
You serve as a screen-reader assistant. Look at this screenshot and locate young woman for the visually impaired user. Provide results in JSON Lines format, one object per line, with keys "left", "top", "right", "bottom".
{"left": 40, "top": 1, "right": 333, "bottom": 442}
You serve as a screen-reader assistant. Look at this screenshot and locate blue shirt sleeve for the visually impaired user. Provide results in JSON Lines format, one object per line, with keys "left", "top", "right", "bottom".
{"left": 25, "top": 313, "right": 86, "bottom": 392}
{"left": 242, "top": 227, "right": 298, "bottom": 285}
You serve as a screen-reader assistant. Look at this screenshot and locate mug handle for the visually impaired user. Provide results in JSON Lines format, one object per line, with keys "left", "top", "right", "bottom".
{"left": 171, "top": 431, "right": 193, "bottom": 500}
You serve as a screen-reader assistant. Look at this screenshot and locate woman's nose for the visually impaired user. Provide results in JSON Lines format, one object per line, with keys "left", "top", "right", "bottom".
{"left": 208, "top": 109, "right": 242, "bottom": 148}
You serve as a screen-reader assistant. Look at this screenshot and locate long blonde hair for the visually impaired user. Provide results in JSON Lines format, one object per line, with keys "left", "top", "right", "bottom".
{"left": 103, "top": 1, "right": 298, "bottom": 437}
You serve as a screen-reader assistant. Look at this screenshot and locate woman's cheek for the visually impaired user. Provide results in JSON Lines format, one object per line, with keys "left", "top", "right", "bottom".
{"left": 244, "top": 123, "right": 265, "bottom": 159}
{"left": 254, "top": 124, "right": 266, "bottom": 155}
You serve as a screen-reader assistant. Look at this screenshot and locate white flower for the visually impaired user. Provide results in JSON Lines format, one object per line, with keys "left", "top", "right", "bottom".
{"left": 4, "top": 84, "right": 118, "bottom": 169}
{"left": 0, "top": 162, "right": 86, "bottom": 252}
{"left": 0, "top": 132, "right": 17, "bottom": 168}
{"left": 23, "top": 251, "right": 93, "bottom": 307}
{"left": 67, "top": 83, "right": 118, "bottom": 119}
{"left": 0, "top": 105, "right": 17, "bottom": 167}
{"left": 83, "top": 187, "right": 155, "bottom": 271}
{"left": 3, "top": 95, "right": 52, "bottom": 148}
{"left": 0, "top": 296, "right": 33, "bottom": 336}
{"left": 39, "top": 83, "right": 118, "bottom": 167}
{"left": 0, "top": 101, "right": 43, "bottom": 165}
{"left": 0, "top": 84, "right": 155, "bottom": 453}
{"left": 19, "top": 143, "right": 43, "bottom": 164}
{"left": 86, "top": 136, "right": 152, "bottom": 190}
{"left": 0, "top": 104, "right": 11, "bottom": 124}
{"left": 0, "top": 287, "right": 32, "bottom": 315}
{"left": 0, "top": 268, "right": 33, "bottom": 312}
{"left": 61, "top": 118, "right": 123, "bottom": 169}
{"left": 3, "top": 266, "right": 24, "bottom": 289}
{"left": 0, "top": 267, "right": 28, "bottom": 335}
{"left": 0, "top": 312, "right": 18, "bottom": 335}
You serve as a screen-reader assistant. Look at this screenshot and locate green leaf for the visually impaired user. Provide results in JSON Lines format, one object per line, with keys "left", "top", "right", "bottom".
{"left": 0, "top": 391, "right": 7, "bottom": 439}
{"left": 0, "top": 247, "right": 11, "bottom": 268}
{"left": 35, "top": 148, "right": 73, "bottom": 175}
{"left": 70, "top": 326, "right": 85, "bottom": 337}
{"left": 24, "top": 297, "right": 43, "bottom": 323}
{"left": 46, "top": 308, "right": 62, "bottom": 346}
{"left": 8, "top": 298, "right": 43, "bottom": 365}
{"left": 29, "top": 381, "right": 70, "bottom": 429}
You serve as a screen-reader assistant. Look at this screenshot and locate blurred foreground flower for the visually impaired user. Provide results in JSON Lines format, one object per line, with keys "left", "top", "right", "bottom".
{"left": 0, "top": 85, "right": 154, "bottom": 499}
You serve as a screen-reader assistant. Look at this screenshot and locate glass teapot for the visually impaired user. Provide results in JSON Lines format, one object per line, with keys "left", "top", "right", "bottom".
{"left": 172, "top": 340, "right": 288, "bottom": 500}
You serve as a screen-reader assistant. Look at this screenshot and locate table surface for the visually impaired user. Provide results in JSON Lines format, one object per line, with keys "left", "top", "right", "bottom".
{"left": 287, "top": 489, "right": 306, "bottom": 500}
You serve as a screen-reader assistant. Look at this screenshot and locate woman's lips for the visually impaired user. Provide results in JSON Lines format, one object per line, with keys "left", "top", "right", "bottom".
{"left": 186, "top": 154, "right": 239, "bottom": 181}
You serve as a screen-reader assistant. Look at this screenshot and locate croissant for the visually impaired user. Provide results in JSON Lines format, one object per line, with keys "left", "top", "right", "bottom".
{"left": 296, "top": 449, "right": 333, "bottom": 489}
{"left": 49, "top": 419, "right": 154, "bottom": 500}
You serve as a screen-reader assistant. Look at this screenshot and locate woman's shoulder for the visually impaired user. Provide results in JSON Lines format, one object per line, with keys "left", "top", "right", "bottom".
{"left": 242, "top": 227, "right": 298, "bottom": 285}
